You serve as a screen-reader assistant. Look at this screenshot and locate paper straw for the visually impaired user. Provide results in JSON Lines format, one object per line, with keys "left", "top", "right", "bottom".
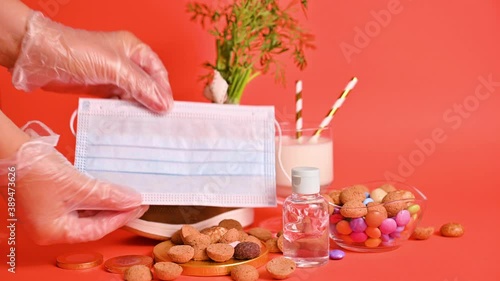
{"left": 311, "top": 77, "right": 358, "bottom": 142}
{"left": 295, "top": 80, "right": 303, "bottom": 140}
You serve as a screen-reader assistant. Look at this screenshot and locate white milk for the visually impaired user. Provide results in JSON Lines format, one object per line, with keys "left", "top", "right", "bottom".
{"left": 275, "top": 136, "right": 333, "bottom": 198}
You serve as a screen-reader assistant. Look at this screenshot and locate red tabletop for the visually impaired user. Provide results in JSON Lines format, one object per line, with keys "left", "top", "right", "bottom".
{"left": 1, "top": 0, "right": 499, "bottom": 280}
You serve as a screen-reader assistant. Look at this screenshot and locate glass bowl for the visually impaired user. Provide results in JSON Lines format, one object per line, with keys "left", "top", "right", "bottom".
{"left": 326, "top": 181, "right": 427, "bottom": 252}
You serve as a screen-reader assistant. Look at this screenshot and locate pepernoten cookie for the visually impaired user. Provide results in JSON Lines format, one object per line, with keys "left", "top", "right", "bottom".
{"left": 153, "top": 262, "right": 182, "bottom": 280}
{"left": 206, "top": 243, "right": 235, "bottom": 262}
{"left": 124, "top": 265, "right": 152, "bottom": 281}
{"left": 183, "top": 233, "right": 211, "bottom": 261}
{"left": 167, "top": 245, "right": 194, "bottom": 264}
{"left": 231, "top": 264, "right": 259, "bottom": 281}
{"left": 201, "top": 226, "right": 228, "bottom": 244}
{"left": 219, "top": 219, "right": 244, "bottom": 231}
{"left": 340, "top": 200, "right": 367, "bottom": 218}
{"left": 339, "top": 185, "right": 368, "bottom": 204}
{"left": 266, "top": 257, "right": 296, "bottom": 279}
{"left": 382, "top": 190, "right": 415, "bottom": 217}
{"left": 247, "top": 227, "right": 273, "bottom": 242}
{"left": 219, "top": 228, "right": 239, "bottom": 244}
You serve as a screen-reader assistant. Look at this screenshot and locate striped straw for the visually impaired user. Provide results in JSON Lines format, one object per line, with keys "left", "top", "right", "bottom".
{"left": 310, "top": 77, "right": 358, "bottom": 142}
{"left": 295, "top": 80, "right": 303, "bottom": 140}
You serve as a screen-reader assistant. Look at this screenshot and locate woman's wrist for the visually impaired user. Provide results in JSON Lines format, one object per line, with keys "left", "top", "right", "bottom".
{"left": 0, "top": 0, "right": 32, "bottom": 68}
{"left": 0, "top": 110, "right": 30, "bottom": 158}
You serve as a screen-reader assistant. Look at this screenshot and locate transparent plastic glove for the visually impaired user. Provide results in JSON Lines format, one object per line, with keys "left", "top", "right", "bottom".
{"left": 11, "top": 11, "right": 173, "bottom": 113}
{"left": 0, "top": 122, "right": 148, "bottom": 245}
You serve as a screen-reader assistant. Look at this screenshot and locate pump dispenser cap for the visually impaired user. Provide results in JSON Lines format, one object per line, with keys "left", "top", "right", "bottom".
{"left": 291, "top": 167, "right": 320, "bottom": 194}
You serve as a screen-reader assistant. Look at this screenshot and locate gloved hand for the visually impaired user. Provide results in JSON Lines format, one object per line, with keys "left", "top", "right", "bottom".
{"left": 0, "top": 122, "right": 148, "bottom": 245}
{"left": 11, "top": 11, "right": 173, "bottom": 113}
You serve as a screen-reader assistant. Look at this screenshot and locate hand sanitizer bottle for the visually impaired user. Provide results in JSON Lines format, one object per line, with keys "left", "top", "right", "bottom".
{"left": 282, "top": 167, "right": 329, "bottom": 267}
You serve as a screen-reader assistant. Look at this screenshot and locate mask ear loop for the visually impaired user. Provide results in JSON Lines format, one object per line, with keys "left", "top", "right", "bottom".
{"left": 69, "top": 109, "right": 78, "bottom": 137}
{"left": 274, "top": 120, "right": 291, "bottom": 184}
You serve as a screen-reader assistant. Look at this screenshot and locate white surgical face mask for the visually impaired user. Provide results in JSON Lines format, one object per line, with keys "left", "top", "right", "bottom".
{"left": 73, "top": 98, "right": 277, "bottom": 207}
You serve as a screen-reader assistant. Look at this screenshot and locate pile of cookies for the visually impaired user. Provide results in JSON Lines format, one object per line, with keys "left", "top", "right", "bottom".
{"left": 166, "top": 219, "right": 284, "bottom": 263}
{"left": 124, "top": 219, "right": 295, "bottom": 281}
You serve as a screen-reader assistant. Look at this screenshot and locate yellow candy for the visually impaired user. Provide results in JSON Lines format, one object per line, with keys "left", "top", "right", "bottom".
{"left": 407, "top": 204, "right": 421, "bottom": 215}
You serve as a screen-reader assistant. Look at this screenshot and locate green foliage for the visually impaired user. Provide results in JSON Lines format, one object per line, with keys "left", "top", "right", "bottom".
{"left": 187, "top": 0, "right": 315, "bottom": 104}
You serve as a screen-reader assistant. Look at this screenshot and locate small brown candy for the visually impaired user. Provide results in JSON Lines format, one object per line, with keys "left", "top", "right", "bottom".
{"left": 440, "top": 223, "right": 464, "bottom": 237}
{"left": 234, "top": 242, "right": 261, "bottom": 260}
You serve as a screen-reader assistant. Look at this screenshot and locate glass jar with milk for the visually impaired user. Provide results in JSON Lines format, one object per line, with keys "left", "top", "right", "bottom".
{"left": 275, "top": 122, "right": 333, "bottom": 201}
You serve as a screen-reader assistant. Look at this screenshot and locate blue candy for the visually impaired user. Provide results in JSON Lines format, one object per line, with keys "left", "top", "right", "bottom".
{"left": 363, "top": 198, "right": 374, "bottom": 205}
{"left": 329, "top": 249, "right": 346, "bottom": 260}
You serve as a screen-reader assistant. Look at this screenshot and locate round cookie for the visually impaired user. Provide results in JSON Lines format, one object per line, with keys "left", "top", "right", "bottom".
{"left": 440, "top": 223, "right": 464, "bottom": 237}
{"left": 170, "top": 230, "right": 184, "bottom": 245}
{"left": 382, "top": 190, "right": 415, "bottom": 217}
{"left": 220, "top": 228, "right": 240, "bottom": 244}
{"left": 219, "top": 219, "right": 244, "bottom": 231}
{"left": 180, "top": 225, "right": 200, "bottom": 244}
{"left": 340, "top": 200, "right": 367, "bottom": 218}
{"left": 266, "top": 257, "right": 296, "bottom": 279}
{"left": 328, "top": 189, "right": 342, "bottom": 205}
{"left": 167, "top": 245, "right": 194, "bottom": 264}
{"left": 242, "top": 235, "right": 264, "bottom": 249}
{"left": 247, "top": 227, "right": 273, "bottom": 242}
{"left": 124, "top": 264, "right": 152, "bottom": 281}
{"left": 339, "top": 185, "right": 367, "bottom": 204}
{"left": 201, "top": 226, "right": 228, "bottom": 244}
{"left": 234, "top": 242, "right": 261, "bottom": 260}
{"left": 231, "top": 264, "right": 259, "bottom": 281}
{"left": 277, "top": 235, "right": 284, "bottom": 252}
{"left": 265, "top": 238, "right": 281, "bottom": 253}
{"left": 183, "top": 234, "right": 211, "bottom": 261}
{"left": 412, "top": 226, "right": 435, "bottom": 240}
{"left": 206, "top": 243, "right": 235, "bottom": 262}
{"left": 153, "top": 262, "right": 183, "bottom": 280}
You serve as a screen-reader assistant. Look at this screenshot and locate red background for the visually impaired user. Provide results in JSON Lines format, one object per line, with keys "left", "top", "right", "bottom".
{"left": 1, "top": 0, "right": 499, "bottom": 280}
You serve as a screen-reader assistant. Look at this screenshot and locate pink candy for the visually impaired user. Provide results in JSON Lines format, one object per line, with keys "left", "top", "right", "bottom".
{"left": 395, "top": 210, "right": 411, "bottom": 226}
{"left": 379, "top": 218, "right": 397, "bottom": 234}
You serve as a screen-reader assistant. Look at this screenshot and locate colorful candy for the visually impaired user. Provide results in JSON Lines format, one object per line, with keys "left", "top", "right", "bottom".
{"left": 329, "top": 250, "right": 345, "bottom": 260}
{"left": 349, "top": 218, "right": 367, "bottom": 233}
{"left": 379, "top": 218, "right": 397, "bottom": 234}
{"left": 328, "top": 184, "right": 423, "bottom": 249}
{"left": 395, "top": 210, "right": 411, "bottom": 226}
